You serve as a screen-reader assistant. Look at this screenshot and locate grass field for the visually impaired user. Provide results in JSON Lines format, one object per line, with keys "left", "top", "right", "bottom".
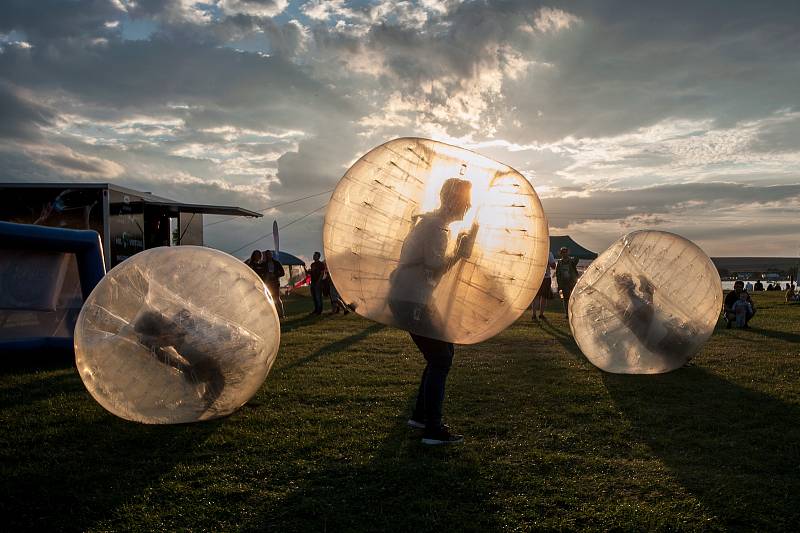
{"left": 1, "top": 291, "right": 799, "bottom": 531}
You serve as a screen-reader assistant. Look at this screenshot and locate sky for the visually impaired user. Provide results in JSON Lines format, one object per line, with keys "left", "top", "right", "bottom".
{"left": 1, "top": 0, "right": 799, "bottom": 260}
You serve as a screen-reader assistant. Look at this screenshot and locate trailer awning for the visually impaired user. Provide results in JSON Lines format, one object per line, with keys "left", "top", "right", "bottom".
{"left": 142, "top": 200, "right": 262, "bottom": 218}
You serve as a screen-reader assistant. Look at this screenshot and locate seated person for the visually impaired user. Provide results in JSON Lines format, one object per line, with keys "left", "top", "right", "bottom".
{"left": 753, "top": 280, "right": 764, "bottom": 291}
{"left": 786, "top": 284, "right": 799, "bottom": 303}
{"left": 732, "top": 293, "right": 753, "bottom": 328}
{"left": 724, "top": 280, "right": 756, "bottom": 329}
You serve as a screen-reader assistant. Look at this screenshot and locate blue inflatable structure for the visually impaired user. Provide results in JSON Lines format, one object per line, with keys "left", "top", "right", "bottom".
{"left": 0, "top": 221, "right": 105, "bottom": 353}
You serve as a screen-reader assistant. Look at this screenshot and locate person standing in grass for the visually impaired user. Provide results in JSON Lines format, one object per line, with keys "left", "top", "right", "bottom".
{"left": 309, "top": 251, "right": 326, "bottom": 315}
{"left": 263, "top": 250, "right": 286, "bottom": 319}
{"left": 532, "top": 250, "right": 556, "bottom": 321}
{"left": 389, "top": 177, "right": 475, "bottom": 446}
{"left": 555, "top": 246, "right": 580, "bottom": 318}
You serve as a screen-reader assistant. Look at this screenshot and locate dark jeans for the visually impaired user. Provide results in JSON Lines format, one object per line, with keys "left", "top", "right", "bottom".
{"left": 310, "top": 282, "right": 323, "bottom": 314}
{"left": 410, "top": 332, "right": 454, "bottom": 430}
{"left": 560, "top": 284, "right": 575, "bottom": 316}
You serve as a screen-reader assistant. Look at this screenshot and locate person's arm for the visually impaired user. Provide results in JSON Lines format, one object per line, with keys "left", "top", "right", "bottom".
{"left": 723, "top": 291, "right": 736, "bottom": 311}
{"left": 276, "top": 261, "right": 285, "bottom": 278}
{"left": 423, "top": 226, "right": 450, "bottom": 277}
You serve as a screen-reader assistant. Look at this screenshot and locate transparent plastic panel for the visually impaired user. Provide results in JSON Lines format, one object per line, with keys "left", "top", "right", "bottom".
{"left": 568, "top": 231, "right": 722, "bottom": 374}
{"left": 74, "top": 246, "right": 280, "bottom": 423}
{"left": 323, "top": 137, "right": 549, "bottom": 344}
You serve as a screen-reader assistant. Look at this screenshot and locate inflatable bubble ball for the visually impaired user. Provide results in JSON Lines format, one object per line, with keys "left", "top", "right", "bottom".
{"left": 323, "top": 137, "right": 550, "bottom": 344}
{"left": 568, "top": 230, "right": 722, "bottom": 374}
{"left": 74, "top": 246, "right": 280, "bottom": 423}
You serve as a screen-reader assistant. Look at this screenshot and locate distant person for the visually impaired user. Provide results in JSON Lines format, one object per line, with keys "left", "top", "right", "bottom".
{"left": 732, "top": 292, "right": 754, "bottom": 328}
{"left": 263, "top": 250, "right": 285, "bottom": 318}
{"left": 555, "top": 247, "right": 580, "bottom": 317}
{"left": 786, "top": 284, "right": 798, "bottom": 303}
{"left": 766, "top": 283, "right": 776, "bottom": 291}
{"left": 724, "top": 280, "right": 756, "bottom": 329}
{"left": 531, "top": 251, "right": 556, "bottom": 320}
{"left": 745, "top": 281, "right": 754, "bottom": 292}
{"left": 309, "top": 251, "right": 326, "bottom": 315}
{"left": 754, "top": 280, "right": 764, "bottom": 291}
{"left": 389, "top": 177, "right": 476, "bottom": 445}
{"left": 246, "top": 250, "right": 267, "bottom": 281}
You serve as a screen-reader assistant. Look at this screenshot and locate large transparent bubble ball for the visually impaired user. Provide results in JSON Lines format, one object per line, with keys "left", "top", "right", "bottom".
{"left": 323, "top": 137, "right": 549, "bottom": 344}
{"left": 74, "top": 246, "right": 280, "bottom": 423}
{"left": 569, "top": 230, "right": 722, "bottom": 374}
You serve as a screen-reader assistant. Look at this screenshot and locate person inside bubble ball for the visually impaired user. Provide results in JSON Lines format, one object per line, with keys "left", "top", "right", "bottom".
{"left": 609, "top": 273, "right": 695, "bottom": 361}
{"left": 389, "top": 177, "right": 477, "bottom": 445}
{"left": 133, "top": 309, "right": 227, "bottom": 411}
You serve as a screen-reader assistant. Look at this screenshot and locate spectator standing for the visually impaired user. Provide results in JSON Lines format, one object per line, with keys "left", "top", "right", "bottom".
{"left": 309, "top": 251, "right": 326, "bottom": 315}
{"left": 531, "top": 251, "right": 556, "bottom": 320}
{"left": 263, "top": 250, "right": 286, "bottom": 318}
{"left": 246, "top": 250, "right": 267, "bottom": 281}
{"left": 555, "top": 247, "right": 580, "bottom": 318}
{"left": 745, "top": 281, "right": 754, "bottom": 292}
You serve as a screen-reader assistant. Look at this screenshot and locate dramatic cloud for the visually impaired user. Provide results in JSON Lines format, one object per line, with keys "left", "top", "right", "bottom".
{"left": 1, "top": 0, "right": 799, "bottom": 258}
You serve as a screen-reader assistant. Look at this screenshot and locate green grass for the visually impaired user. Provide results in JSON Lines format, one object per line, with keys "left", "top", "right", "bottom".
{"left": 2, "top": 292, "right": 799, "bottom": 531}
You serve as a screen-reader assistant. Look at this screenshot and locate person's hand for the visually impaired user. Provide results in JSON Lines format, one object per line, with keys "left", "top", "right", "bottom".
{"left": 456, "top": 222, "right": 479, "bottom": 259}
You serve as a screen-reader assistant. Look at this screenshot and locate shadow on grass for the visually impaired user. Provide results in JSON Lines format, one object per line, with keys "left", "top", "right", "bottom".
{"left": 280, "top": 312, "right": 328, "bottom": 334}
{"left": 603, "top": 369, "right": 800, "bottom": 529}
{"left": 243, "top": 406, "right": 501, "bottom": 532}
{"left": 0, "top": 349, "right": 74, "bottom": 374}
{"left": 0, "top": 369, "right": 220, "bottom": 531}
{"left": 538, "top": 318, "right": 586, "bottom": 364}
{"left": 277, "top": 323, "right": 386, "bottom": 372}
{"left": 749, "top": 326, "right": 800, "bottom": 344}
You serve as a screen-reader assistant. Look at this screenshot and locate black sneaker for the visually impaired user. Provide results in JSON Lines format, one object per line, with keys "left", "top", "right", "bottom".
{"left": 422, "top": 425, "right": 464, "bottom": 445}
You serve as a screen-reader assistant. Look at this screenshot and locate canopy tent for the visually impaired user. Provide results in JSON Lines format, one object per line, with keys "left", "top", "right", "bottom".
{"left": 264, "top": 251, "right": 305, "bottom": 266}
{"left": 549, "top": 235, "right": 598, "bottom": 260}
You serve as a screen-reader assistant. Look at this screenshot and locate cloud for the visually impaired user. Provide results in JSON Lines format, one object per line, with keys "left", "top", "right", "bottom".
{"left": 219, "top": 0, "right": 289, "bottom": 18}
{"left": 0, "top": 83, "right": 55, "bottom": 140}
{"left": 2, "top": 0, "right": 800, "bottom": 258}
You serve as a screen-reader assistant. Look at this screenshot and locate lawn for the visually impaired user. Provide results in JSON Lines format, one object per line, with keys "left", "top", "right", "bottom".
{"left": 1, "top": 291, "right": 798, "bottom": 531}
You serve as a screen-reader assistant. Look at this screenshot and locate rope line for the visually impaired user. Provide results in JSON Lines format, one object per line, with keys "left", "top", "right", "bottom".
{"left": 228, "top": 203, "right": 328, "bottom": 256}
{"left": 204, "top": 188, "right": 334, "bottom": 227}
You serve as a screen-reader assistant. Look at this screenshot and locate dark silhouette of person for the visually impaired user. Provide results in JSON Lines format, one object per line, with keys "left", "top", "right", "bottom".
{"left": 724, "top": 280, "right": 756, "bottom": 328}
{"left": 309, "top": 252, "right": 326, "bottom": 315}
{"left": 263, "top": 250, "right": 285, "bottom": 318}
{"left": 555, "top": 247, "right": 580, "bottom": 317}
{"left": 246, "top": 250, "right": 268, "bottom": 281}
{"left": 609, "top": 273, "right": 695, "bottom": 362}
{"left": 388, "top": 177, "right": 476, "bottom": 445}
{"left": 133, "top": 309, "right": 226, "bottom": 412}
